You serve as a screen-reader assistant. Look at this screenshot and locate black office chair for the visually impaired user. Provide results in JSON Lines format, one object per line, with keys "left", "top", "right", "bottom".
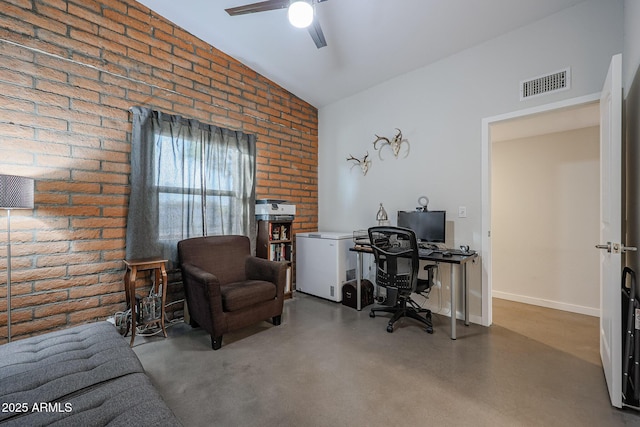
{"left": 368, "top": 226, "right": 434, "bottom": 334}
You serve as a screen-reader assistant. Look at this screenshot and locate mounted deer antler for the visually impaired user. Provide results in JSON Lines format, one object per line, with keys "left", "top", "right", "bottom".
{"left": 372, "top": 135, "right": 390, "bottom": 150}
{"left": 346, "top": 152, "right": 371, "bottom": 175}
{"left": 373, "top": 128, "right": 406, "bottom": 159}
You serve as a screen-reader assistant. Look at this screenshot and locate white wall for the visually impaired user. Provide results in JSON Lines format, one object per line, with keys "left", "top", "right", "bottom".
{"left": 492, "top": 127, "right": 600, "bottom": 315}
{"left": 318, "top": 0, "right": 623, "bottom": 322}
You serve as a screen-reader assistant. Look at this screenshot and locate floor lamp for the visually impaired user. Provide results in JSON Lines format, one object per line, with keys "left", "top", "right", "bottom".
{"left": 0, "top": 174, "right": 34, "bottom": 342}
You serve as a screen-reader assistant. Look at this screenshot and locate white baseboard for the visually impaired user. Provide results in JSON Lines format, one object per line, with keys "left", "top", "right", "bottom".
{"left": 492, "top": 291, "right": 599, "bottom": 317}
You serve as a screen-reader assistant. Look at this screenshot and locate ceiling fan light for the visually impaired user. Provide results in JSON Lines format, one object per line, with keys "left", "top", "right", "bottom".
{"left": 288, "top": 1, "right": 314, "bottom": 28}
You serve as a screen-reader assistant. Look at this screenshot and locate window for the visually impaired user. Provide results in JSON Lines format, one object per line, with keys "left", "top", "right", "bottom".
{"left": 126, "top": 107, "right": 256, "bottom": 267}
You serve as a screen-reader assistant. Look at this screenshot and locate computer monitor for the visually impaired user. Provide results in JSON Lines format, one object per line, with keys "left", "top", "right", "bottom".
{"left": 397, "top": 210, "right": 446, "bottom": 243}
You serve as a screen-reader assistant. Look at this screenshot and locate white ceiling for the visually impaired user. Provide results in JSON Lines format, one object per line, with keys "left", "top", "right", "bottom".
{"left": 138, "top": 0, "right": 588, "bottom": 108}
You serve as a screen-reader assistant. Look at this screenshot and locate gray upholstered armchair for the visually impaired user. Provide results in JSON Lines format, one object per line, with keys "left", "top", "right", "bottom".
{"left": 177, "top": 235, "right": 287, "bottom": 350}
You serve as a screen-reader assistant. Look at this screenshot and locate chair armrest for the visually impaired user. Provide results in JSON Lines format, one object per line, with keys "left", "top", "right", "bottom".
{"left": 181, "top": 264, "right": 222, "bottom": 310}
{"left": 181, "top": 263, "right": 221, "bottom": 298}
{"left": 245, "top": 256, "right": 287, "bottom": 296}
{"left": 180, "top": 263, "right": 225, "bottom": 333}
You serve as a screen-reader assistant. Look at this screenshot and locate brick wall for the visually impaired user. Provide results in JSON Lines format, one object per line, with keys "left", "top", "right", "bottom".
{"left": 0, "top": 0, "right": 318, "bottom": 342}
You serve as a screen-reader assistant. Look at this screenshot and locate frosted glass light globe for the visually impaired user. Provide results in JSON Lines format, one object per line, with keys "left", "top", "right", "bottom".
{"left": 288, "top": 1, "right": 314, "bottom": 28}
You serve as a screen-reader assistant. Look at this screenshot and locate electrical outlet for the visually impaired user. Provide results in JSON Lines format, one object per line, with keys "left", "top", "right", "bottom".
{"left": 458, "top": 206, "right": 467, "bottom": 218}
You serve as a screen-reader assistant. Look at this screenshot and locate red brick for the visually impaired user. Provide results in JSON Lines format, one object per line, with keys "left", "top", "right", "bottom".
{"left": 68, "top": 305, "right": 118, "bottom": 323}
{"left": 102, "top": 249, "right": 126, "bottom": 261}
{"left": 68, "top": 2, "right": 124, "bottom": 32}
{"left": 71, "top": 239, "right": 124, "bottom": 252}
{"left": 100, "top": 287, "right": 126, "bottom": 303}
{"left": 72, "top": 217, "right": 126, "bottom": 228}
{"left": 68, "top": 282, "right": 119, "bottom": 298}
{"left": 13, "top": 290, "right": 69, "bottom": 309}
{"left": 39, "top": 3, "right": 98, "bottom": 34}
{"left": 34, "top": 297, "right": 100, "bottom": 318}
{"left": 4, "top": 3, "right": 67, "bottom": 35}
{"left": 1, "top": 0, "right": 318, "bottom": 340}
{"left": 102, "top": 228, "right": 125, "bottom": 239}
{"left": 0, "top": 308, "right": 32, "bottom": 331}
{"left": 9, "top": 314, "right": 68, "bottom": 339}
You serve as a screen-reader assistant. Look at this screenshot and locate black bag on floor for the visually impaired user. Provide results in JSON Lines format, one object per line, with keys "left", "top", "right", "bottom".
{"left": 342, "top": 279, "right": 374, "bottom": 309}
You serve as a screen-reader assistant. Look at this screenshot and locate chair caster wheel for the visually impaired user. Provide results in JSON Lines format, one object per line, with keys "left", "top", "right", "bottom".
{"left": 386, "top": 325, "right": 394, "bottom": 333}
{"left": 426, "top": 327, "right": 434, "bottom": 334}
{"left": 369, "top": 312, "right": 375, "bottom": 318}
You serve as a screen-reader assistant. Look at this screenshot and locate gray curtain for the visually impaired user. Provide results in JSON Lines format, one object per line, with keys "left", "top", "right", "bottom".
{"left": 126, "top": 107, "right": 256, "bottom": 268}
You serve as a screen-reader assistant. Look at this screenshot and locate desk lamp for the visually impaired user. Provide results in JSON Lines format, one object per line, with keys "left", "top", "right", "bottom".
{"left": 0, "top": 174, "right": 34, "bottom": 342}
{"left": 376, "top": 203, "right": 389, "bottom": 226}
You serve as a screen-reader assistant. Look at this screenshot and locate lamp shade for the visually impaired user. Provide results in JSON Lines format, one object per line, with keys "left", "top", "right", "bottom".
{"left": 0, "top": 174, "right": 34, "bottom": 209}
{"left": 288, "top": 1, "right": 314, "bottom": 28}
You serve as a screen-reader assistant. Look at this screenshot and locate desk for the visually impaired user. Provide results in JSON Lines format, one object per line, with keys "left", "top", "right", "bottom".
{"left": 123, "top": 258, "right": 168, "bottom": 347}
{"left": 350, "top": 246, "right": 477, "bottom": 340}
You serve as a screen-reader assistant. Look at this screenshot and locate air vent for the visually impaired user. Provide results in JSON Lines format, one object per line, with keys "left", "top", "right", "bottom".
{"left": 520, "top": 68, "right": 570, "bottom": 100}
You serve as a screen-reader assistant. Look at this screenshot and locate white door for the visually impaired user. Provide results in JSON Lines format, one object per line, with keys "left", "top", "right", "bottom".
{"left": 598, "top": 53, "right": 624, "bottom": 408}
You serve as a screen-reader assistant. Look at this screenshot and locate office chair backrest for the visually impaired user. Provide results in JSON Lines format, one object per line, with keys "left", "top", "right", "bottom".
{"left": 367, "top": 226, "right": 419, "bottom": 294}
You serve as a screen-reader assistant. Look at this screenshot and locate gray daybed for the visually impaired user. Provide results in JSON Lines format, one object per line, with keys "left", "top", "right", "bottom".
{"left": 0, "top": 321, "right": 181, "bottom": 426}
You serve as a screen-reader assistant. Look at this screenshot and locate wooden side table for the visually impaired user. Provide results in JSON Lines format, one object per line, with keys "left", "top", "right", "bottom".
{"left": 123, "top": 258, "right": 168, "bottom": 347}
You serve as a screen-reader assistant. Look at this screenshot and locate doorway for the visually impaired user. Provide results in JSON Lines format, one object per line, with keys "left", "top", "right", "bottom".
{"left": 480, "top": 93, "right": 601, "bottom": 327}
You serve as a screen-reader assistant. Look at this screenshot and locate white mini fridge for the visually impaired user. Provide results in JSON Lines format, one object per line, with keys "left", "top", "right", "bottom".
{"left": 296, "top": 232, "right": 356, "bottom": 302}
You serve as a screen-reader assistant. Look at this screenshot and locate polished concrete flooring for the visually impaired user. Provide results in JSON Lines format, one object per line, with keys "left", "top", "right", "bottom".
{"left": 134, "top": 294, "right": 640, "bottom": 426}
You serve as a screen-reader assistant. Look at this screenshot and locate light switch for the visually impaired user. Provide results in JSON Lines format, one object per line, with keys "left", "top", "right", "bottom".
{"left": 458, "top": 206, "right": 467, "bottom": 218}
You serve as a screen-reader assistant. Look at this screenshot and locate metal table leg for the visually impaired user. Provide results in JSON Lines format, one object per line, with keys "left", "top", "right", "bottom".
{"left": 450, "top": 264, "right": 456, "bottom": 339}
{"left": 463, "top": 262, "right": 469, "bottom": 326}
{"left": 356, "top": 251, "right": 363, "bottom": 310}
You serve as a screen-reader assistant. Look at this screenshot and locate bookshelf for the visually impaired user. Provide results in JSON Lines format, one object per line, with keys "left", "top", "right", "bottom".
{"left": 256, "top": 219, "right": 293, "bottom": 298}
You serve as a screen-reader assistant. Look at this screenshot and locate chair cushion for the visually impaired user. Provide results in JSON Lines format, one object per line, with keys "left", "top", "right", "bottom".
{"left": 220, "top": 280, "right": 277, "bottom": 311}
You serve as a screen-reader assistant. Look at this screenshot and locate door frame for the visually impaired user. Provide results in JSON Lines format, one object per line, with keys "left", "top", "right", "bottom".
{"left": 480, "top": 92, "right": 601, "bottom": 327}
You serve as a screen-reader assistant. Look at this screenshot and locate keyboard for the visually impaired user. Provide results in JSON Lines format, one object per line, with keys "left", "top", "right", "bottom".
{"left": 443, "top": 249, "right": 476, "bottom": 256}
{"left": 418, "top": 248, "right": 434, "bottom": 257}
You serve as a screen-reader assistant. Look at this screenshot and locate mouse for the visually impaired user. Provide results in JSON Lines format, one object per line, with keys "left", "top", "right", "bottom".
{"left": 442, "top": 251, "right": 452, "bottom": 257}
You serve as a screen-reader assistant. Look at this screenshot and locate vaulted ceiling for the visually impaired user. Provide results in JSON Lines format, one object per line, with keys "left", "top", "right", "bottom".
{"left": 138, "top": 0, "right": 588, "bottom": 108}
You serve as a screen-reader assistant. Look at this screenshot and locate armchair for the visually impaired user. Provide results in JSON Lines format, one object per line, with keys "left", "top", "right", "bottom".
{"left": 368, "top": 226, "right": 434, "bottom": 334}
{"left": 177, "top": 235, "right": 287, "bottom": 350}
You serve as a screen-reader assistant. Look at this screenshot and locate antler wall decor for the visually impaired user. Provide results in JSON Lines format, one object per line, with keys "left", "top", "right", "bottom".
{"left": 346, "top": 152, "right": 371, "bottom": 176}
{"left": 373, "top": 128, "right": 408, "bottom": 159}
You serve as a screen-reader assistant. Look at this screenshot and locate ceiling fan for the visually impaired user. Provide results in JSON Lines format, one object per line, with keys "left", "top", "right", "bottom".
{"left": 225, "top": 0, "right": 328, "bottom": 49}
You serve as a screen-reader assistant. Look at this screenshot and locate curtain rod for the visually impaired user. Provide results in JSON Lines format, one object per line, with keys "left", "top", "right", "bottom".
{"left": 0, "top": 38, "right": 187, "bottom": 100}
{"left": 0, "top": 37, "right": 281, "bottom": 127}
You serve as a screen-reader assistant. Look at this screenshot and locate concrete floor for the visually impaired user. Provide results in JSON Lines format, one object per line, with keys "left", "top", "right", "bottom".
{"left": 134, "top": 294, "right": 640, "bottom": 426}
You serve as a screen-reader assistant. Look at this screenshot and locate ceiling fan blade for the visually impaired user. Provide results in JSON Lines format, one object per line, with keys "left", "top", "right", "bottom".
{"left": 225, "top": 0, "right": 289, "bottom": 16}
{"left": 307, "top": 18, "right": 327, "bottom": 48}
{"left": 227, "top": 0, "right": 329, "bottom": 48}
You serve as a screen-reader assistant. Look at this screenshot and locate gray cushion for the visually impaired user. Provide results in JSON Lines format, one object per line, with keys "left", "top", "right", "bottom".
{"left": 0, "top": 322, "right": 181, "bottom": 426}
{"left": 1, "top": 373, "right": 179, "bottom": 427}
